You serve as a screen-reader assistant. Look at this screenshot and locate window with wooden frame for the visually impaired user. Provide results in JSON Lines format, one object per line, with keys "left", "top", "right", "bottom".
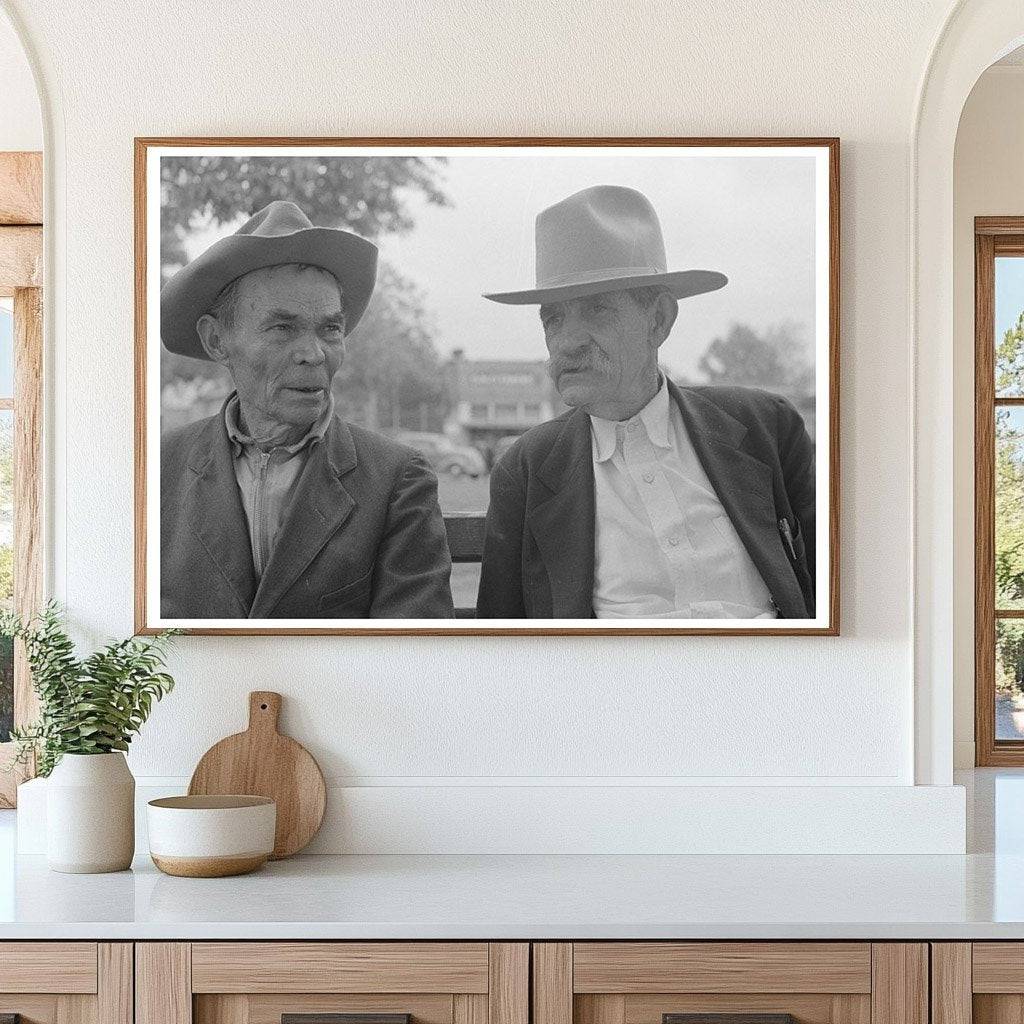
{"left": 974, "top": 217, "right": 1024, "bottom": 765}
{"left": 0, "top": 151, "right": 43, "bottom": 806}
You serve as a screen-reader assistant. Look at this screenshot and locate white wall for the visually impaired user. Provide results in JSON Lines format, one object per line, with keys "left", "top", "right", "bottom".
{"left": 952, "top": 65, "right": 1024, "bottom": 768}
{"left": 0, "top": 8, "right": 39, "bottom": 151}
{"left": 0, "top": 0, "right": 973, "bottom": 851}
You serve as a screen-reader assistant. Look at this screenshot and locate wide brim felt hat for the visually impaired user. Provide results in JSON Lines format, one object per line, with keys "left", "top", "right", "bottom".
{"left": 484, "top": 184, "right": 728, "bottom": 306}
{"left": 161, "top": 201, "right": 379, "bottom": 361}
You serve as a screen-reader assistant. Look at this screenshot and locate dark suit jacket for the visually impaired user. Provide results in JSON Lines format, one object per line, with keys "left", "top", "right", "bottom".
{"left": 161, "top": 408, "right": 454, "bottom": 619}
{"left": 476, "top": 382, "right": 816, "bottom": 619}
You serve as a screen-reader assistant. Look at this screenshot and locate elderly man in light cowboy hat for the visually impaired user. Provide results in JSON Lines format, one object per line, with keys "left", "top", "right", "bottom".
{"left": 475, "top": 185, "right": 815, "bottom": 620}
{"left": 160, "top": 200, "right": 454, "bottom": 619}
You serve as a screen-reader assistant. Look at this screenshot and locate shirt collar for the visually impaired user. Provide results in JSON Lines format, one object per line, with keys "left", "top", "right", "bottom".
{"left": 589, "top": 376, "right": 672, "bottom": 463}
{"left": 225, "top": 391, "right": 334, "bottom": 457}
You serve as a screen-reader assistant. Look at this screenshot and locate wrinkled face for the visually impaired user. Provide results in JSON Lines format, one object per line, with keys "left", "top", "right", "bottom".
{"left": 200, "top": 265, "right": 346, "bottom": 432}
{"left": 540, "top": 289, "right": 660, "bottom": 411}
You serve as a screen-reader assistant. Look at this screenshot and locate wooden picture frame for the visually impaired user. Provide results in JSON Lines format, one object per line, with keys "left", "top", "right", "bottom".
{"left": 135, "top": 137, "right": 840, "bottom": 636}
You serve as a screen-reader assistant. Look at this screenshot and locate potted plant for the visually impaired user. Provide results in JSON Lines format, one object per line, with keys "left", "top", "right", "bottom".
{"left": 2, "top": 603, "right": 177, "bottom": 873}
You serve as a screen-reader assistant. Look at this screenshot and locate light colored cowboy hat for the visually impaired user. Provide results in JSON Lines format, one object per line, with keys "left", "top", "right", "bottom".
{"left": 484, "top": 184, "right": 727, "bottom": 305}
{"left": 161, "top": 200, "right": 379, "bottom": 360}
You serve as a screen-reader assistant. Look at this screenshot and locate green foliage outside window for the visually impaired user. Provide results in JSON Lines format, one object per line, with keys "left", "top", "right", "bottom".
{"left": 995, "top": 314, "right": 1024, "bottom": 697}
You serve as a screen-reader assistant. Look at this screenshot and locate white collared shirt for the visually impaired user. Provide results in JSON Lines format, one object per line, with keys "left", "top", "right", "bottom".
{"left": 589, "top": 380, "right": 776, "bottom": 619}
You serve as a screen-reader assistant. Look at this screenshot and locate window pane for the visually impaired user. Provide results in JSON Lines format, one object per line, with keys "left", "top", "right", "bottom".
{"left": 997, "top": 619, "right": 1024, "bottom": 740}
{"left": 0, "top": 301, "right": 13, "bottom": 399}
{"left": 996, "top": 257, "right": 1024, "bottom": 397}
{"left": 0, "top": 410, "right": 10, "bottom": 742}
{"left": 997, "top": 407, "right": 1024, "bottom": 609}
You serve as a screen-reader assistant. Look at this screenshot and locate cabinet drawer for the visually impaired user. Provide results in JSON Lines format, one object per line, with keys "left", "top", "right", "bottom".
{"left": 191, "top": 943, "right": 490, "bottom": 993}
{"left": 572, "top": 943, "right": 872, "bottom": 994}
{"left": 139, "top": 942, "right": 528, "bottom": 1024}
{"left": 0, "top": 942, "right": 98, "bottom": 993}
{"left": 534, "top": 943, "right": 926, "bottom": 1024}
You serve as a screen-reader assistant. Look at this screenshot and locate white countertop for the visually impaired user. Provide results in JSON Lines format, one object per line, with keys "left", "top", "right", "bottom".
{"left": 0, "top": 847, "right": 1021, "bottom": 940}
{"left": 0, "top": 769, "right": 1021, "bottom": 941}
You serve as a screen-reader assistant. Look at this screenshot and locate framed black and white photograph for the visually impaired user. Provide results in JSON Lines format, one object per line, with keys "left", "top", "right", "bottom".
{"left": 135, "top": 138, "right": 838, "bottom": 636}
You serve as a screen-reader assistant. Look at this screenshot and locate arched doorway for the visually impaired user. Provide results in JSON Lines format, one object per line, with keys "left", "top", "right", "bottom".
{"left": 914, "top": 0, "right": 1024, "bottom": 785}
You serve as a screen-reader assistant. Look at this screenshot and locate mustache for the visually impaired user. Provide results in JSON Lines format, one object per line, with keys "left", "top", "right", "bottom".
{"left": 547, "top": 350, "right": 607, "bottom": 377}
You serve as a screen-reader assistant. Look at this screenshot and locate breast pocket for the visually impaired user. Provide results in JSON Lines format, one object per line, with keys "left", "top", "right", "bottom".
{"left": 317, "top": 570, "right": 374, "bottom": 616}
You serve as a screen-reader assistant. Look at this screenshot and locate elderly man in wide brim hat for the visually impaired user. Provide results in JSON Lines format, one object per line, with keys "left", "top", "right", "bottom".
{"left": 160, "top": 201, "right": 454, "bottom": 620}
{"left": 475, "top": 185, "right": 816, "bottom": 621}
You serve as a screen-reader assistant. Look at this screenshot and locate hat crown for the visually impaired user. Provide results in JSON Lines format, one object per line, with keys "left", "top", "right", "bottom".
{"left": 236, "top": 200, "right": 316, "bottom": 238}
{"left": 534, "top": 185, "right": 668, "bottom": 291}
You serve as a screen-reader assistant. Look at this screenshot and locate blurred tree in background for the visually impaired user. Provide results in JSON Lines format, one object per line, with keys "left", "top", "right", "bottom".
{"left": 335, "top": 263, "right": 448, "bottom": 429}
{"left": 160, "top": 155, "right": 450, "bottom": 274}
{"left": 159, "top": 156, "right": 452, "bottom": 433}
{"left": 687, "top": 321, "right": 816, "bottom": 440}
{"left": 696, "top": 321, "right": 814, "bottom": 392}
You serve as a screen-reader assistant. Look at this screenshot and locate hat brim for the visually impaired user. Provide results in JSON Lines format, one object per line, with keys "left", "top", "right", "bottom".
{"left": 161, "top": 227, "right": 379, "bottom": 361}
{"left": 483, "top": 269, "right": 727, "bottom": 306}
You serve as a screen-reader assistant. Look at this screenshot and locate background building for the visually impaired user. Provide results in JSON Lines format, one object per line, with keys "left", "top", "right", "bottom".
{"left": 444, "top": 350, "right": 565, "bottom": 450}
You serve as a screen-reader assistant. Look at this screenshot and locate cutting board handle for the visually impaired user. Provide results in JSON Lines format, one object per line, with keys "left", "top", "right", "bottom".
{"left": 248, "top": 691, "right": 282, "bottom": 734}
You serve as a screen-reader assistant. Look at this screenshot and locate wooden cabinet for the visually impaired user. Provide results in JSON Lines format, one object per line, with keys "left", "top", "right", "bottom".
{"left": 533, "top": 943, "right": 928, "bottom": 1024}
{"left": 136, "top": 943, "right": 528, "bottom": 1024}
{"left": 0, "top": 942, "right": 132, "bottom": 1024}
{"left": 0, "top": 938, "right": 947, "bottom": 1024}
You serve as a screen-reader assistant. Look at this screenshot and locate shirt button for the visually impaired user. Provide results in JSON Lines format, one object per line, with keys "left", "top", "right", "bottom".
{"left": 642, "top": 472, "right": 654, "bottom": 483}
{"left": 669, "top": 536, "right": 679, "bottom": 547}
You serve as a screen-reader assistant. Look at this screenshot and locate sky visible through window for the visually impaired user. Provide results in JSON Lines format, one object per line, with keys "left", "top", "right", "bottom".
{"left": 996, "top": 257, "right": 1024, "bottom": 339}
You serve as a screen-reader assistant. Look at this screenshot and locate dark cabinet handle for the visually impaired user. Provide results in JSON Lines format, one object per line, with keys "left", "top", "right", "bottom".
{"left": 664, "top": 1016, "right": 796, "bottom": 1024}
{"left": 283, "top": 1016, "right": 411, "bottom": 1024}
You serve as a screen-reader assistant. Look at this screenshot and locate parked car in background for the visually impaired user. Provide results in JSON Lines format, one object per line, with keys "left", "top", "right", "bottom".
{"left": 396, "top": 431, "right": 488, "bottom": 478}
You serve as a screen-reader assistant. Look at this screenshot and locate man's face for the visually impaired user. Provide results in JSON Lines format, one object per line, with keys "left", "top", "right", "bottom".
{"left": 540, "top": 289, "right": 660, "bottom": 412}
{"left": 200, "top": 265, "right": 346, "bottom": 433}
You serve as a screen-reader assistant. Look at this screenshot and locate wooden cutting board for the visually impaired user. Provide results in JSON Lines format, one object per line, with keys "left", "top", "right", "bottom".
{"left": 188, "top": 691, "right": 326, "bottom": 859}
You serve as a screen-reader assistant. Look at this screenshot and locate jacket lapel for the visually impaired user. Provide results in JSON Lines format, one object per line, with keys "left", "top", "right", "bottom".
{"left": 184, "top": 416, "right": 258, "bottom": 615}
{"left": 528, "top": 411, "right": 596, "bottom": 617}
{"left": 248, "top": 417, "right": 357, "bottom": 618}
{"left": 670, "top": 381, "right": 805, "bottom": 616}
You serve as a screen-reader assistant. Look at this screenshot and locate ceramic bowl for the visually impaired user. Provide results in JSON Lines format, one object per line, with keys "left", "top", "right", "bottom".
{"left": 146, "top": 795, "right": 276, "bottom": 877}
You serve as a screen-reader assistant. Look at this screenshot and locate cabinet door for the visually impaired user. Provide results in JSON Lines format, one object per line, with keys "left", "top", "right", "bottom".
{"left": 0, "top": 942, "right": 132, "bottom": 1024}
{"left": 936, "top": 942, "right": 1024, "bottom": 1024}
{"left": 534, "top": 943, "right": 927, "bottom": 1024}
{"left": 137, "top": 942, "right": 528, "bottom": 1024}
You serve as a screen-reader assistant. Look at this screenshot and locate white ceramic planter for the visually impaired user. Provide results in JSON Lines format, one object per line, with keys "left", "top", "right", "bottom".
{"left": 46, "top": 752, "right": 135, "bottom": 873}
